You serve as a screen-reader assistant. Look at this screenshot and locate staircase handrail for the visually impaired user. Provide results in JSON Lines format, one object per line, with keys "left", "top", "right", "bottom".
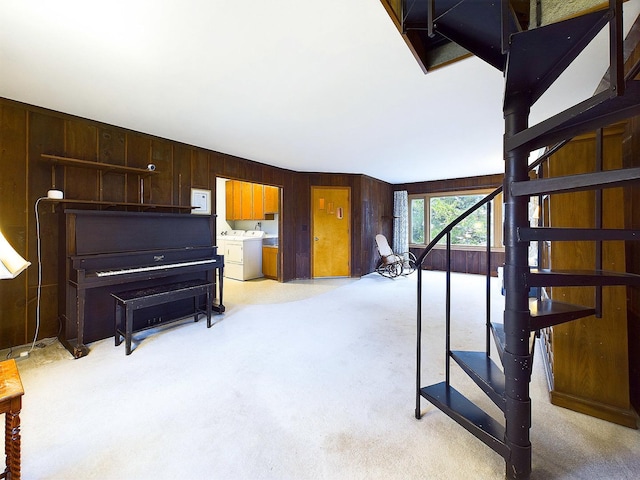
{"left": 415, "top": 188, "right": 501, "bottom": 267}
{"left": 415, "top": 138, "right": 569, "bottom": 267}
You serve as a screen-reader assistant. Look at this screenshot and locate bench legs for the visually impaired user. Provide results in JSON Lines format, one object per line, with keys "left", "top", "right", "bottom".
{"left": 114, "top": 283, "right": 214, "bottom": 355}
{"left": 114, "top": 303, "right": 134, "bottom": 355}
{"left": 115, "top": 303, "right": 123, "bottom": 347}
{"left": 193, "top": 284, "right": 212, "bottom": 326}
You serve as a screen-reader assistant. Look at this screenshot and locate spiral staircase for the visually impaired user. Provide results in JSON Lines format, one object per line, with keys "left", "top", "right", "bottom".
{"left": 382, "top": 1, "right": 640, "bottom": 478}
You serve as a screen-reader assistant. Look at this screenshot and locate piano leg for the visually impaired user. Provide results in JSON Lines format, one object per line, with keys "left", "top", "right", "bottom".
{"left": 61, "top": 285, "right": 90, "bottom": 359}
{"left": 212, "top": 265, "right": 225, "bottom": 313}
{"left": 206, "top": 283, "right": 213, "bottom": 328}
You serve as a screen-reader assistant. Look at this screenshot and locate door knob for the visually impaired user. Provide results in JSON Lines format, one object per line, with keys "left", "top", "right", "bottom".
{"left": 314, "top": 237, "right": 319, "bottom": 241}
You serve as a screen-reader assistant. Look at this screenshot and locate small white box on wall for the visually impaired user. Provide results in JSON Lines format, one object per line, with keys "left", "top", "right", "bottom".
{"left": 191, "top": 188, "right": 211, "bottom": 215}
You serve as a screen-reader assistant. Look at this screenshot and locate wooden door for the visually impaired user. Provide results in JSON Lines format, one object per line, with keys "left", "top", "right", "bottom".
{"left": 311, "top": 187, "right": 350, "bottom": 277}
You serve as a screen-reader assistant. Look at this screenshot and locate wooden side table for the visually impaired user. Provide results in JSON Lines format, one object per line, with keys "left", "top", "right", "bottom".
{"left": 0, "top": 359, "right": 23, "bottom": 480}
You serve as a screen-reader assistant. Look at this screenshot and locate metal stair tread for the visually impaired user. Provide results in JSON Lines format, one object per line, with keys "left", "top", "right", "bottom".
{"left": 505, "top": 9, "right": 610, "bottom": 106}
{"left": 517, "top": 227, "right": 640, "bottom": 242}
{"left": 402, "top": 0, "right": 520, "bottom": 71}
{"left": 528, "top": 268, "right": 640, "bottom": 287}
{"left": 528, "top": 298, "right": 595, "bottom": 330}
{"left": 510, "top": 166, "right": 640, "bottom": 197}
{"left": 505, "top": 80, "right": 640, "bottom": 153}
{"left": 450, "top": 350, "right": 506, "bottom": 410}
{"left": 490, "top": 322, "right": 505, "bottom": 363}
{"left": 429, "top": 0, "right": 520, "bottom": 71}
{"left": 420, "top": 382, "right": 509, "bottom": 459}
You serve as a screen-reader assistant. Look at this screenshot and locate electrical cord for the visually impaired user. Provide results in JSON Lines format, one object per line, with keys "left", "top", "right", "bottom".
{"left": 30, "top": 196, "right": 48, "bottom": 354}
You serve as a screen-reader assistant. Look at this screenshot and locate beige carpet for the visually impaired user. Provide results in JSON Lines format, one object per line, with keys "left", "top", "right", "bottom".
{"left": 11, "top": 272, "right": 640, "bottom": 479}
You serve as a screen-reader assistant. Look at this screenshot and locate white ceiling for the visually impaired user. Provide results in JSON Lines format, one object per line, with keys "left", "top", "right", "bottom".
{"left": 1, "top": 1, "right": 639, "bottom": 184}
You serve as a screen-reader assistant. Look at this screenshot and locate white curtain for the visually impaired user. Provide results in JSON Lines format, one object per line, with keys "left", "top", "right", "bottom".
{"left": 393, "top": 190, "right": 408, "bottom": 255}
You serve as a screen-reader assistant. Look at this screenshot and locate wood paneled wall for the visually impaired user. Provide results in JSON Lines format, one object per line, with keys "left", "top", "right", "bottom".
{"left": 398, "top": 173, "right": 506, "bottom": 276}
{"left": 539, "top": 125, "right": 636, "bottom": 427}
{"left": 0, "top": 97, "right": 394, "bottom": 349}
{"left": 624, "top": 116, "right": 640, "bottom": 413}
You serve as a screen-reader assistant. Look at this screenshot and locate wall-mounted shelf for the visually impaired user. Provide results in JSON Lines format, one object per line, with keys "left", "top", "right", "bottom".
{"left": 41, "top": 154, "right": 157, "bottom": 176}
{"left": 41, "top": 198, "right": 197, "bottom": 212}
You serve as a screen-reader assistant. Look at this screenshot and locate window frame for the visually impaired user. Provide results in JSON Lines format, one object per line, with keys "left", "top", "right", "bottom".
{"left": 408, "top": 188, "right": 504, "bottom": 252}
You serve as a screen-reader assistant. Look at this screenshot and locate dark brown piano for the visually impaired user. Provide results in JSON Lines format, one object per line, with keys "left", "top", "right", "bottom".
{"left": 60, "top": 209, "right": 224, "bottom": 358}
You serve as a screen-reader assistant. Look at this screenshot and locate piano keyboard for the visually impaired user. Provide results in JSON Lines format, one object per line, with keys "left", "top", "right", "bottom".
{"left": 96, "top": 259, "right": 217, "bottom": 277}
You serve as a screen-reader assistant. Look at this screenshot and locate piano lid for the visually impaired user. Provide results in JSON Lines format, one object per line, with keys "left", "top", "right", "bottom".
{"left": 66, "top": 209, "right": 213, "bottom": 256}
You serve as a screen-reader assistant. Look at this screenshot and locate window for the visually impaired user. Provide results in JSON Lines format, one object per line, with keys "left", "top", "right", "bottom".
{"left": 411, "top": 198, "right": 425, "bottom": 244}
{"left": 409, "top": 189, "right": 503, "bottom": 249}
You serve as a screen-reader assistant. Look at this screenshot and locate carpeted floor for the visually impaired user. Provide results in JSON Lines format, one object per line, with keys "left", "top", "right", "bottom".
{"left": 11, "top": 272, "right": 640, "bottom": 479}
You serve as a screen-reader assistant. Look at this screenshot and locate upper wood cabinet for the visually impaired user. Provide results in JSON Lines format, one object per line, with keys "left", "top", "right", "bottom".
{"left": 264, "top": 185, "right": 279, "bottom": 214}
{"left": 225, "top": 180, "right": 238, "bottom": 220}
{"left": 240, "top": 181, "right": 253, "bottom": 220}
{"left": 252, "top": 183, "right": 264, "bottom": 220}
{"left": 225, "top": 180, "right": 278, "bottom": 220}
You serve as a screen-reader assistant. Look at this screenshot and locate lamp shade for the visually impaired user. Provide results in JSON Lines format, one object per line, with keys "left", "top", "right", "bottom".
{"left": 0, "top": 230, "right": 30, "bottom": 279}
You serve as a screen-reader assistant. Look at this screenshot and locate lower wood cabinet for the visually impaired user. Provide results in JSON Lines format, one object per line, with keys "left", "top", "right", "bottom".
{"left": 262, "top": 246, "right": 278, "bottom": 279}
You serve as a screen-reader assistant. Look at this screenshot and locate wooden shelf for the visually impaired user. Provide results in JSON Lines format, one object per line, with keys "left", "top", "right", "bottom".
{"left": 41, "top": 198, "right": 196, "bottom": 211}
{"left": 41, "top": 154, "right": 157, "bottom": 176}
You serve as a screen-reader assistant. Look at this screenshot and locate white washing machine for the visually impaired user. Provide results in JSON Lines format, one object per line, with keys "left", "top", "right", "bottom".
{"left": 218, "top": 230, "right": 265, "bottom": 280}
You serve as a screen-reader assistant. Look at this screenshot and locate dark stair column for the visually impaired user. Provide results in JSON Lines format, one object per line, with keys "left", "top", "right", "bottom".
{"left": 503, "top": 93, "right": 532, "bottom": 480}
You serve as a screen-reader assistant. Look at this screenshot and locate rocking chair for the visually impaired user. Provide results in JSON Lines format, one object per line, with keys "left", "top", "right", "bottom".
{"left": 374, "top": 234, "right": 417, "bottom": 278}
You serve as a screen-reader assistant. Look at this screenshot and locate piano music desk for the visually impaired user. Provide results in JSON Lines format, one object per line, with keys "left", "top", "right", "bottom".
{"left": 0, "top": 359, "right": 23, "bottom": 480}
{"left": 113, "top": 279, "right": 214, "bottom": 355}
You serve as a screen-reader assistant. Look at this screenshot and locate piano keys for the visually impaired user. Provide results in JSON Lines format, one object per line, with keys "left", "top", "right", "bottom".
{"left": 95, "top": 258, "right": 216, "bottom": 277}
{"left": 60, "top": 209, "right": 224, "bottom": 358}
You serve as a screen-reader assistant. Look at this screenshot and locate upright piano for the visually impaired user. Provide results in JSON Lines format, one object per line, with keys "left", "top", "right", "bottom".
{"left": 60, "top": 209, "right": 224, "bottom": 358}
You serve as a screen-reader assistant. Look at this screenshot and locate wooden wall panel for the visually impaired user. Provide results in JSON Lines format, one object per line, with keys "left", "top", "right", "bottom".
{"left": 126, "top": 134, "right": 151, "bottom": 203}
{"left": 542, "top": 125, "right": 635, "bottom": 427}
{"left": 413, "top": 247, "right": 505, "bottom": 276}
{"left": 150, "top": 139, "right": 172, "bottom": 205}
{"left": 192, "top": 150, "right": 209, "bottom": 188}
{"left": 64, "top": 120, "right": 99, "bottom": 200}
{"left": 0, "top": 103, "right": 28, "bottom": 347}
{"left": 290, "top": 173, "right": 312, "bottom": 279}
{"left": 27, "top": 111, "right": 65, "bottom": 342}
{"left": 99, "top": 127, "right": 126, "bottom": 202}
{"left": 360, "top": 176, "right": 394, "bottom": 276}
{"left": 398, "top": 173, "right": 503, "bottom": 195}
{"left": 173, "top": 145, "right": 192, "bottom": 208}
{"left": 0, "top": 104, "right": 27, "bottom": 225}
{"left": 624, "top": 115, "right": 640, "bottom": 414}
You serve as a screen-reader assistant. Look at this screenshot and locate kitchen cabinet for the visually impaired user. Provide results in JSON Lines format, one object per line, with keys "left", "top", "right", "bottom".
{"left": 225, "top": 180, "right": 245, "bottom": 220}
{"left": 225, "top": 180, "right": 272, "bottom": 220}
{"left": 262, "top": 246, "right": 278, "bottom": 279}
{"left": 253, "top": 183, "right": 264, "bottom": 219}
{"left": 240, "top": 181, "right": 253, "bottom": 220}
{"left": 264, "top": 185, "right": 279, "bottom": 213}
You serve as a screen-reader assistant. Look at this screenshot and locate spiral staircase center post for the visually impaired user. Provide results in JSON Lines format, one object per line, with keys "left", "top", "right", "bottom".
{"left": 503, "top": 94, "right": 533, "bottom": 480}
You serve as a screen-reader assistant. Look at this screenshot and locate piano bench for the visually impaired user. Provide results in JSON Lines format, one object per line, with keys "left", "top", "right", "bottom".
{"left": 112, "top": 279, "right": 214, "bottom": 355}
